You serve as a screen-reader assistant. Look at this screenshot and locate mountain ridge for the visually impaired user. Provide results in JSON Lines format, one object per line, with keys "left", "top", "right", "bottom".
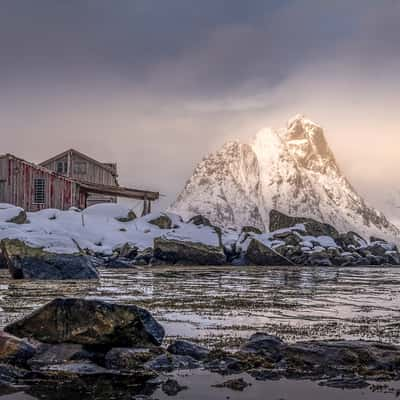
{"left": 169, "top": 115, "right": 400, "bottom": 243}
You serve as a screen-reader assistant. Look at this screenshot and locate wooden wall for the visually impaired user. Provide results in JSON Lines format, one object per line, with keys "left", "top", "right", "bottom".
{"left": 41, "top": 151, "right": 118, "bottom": 186}
{"left": 41, "top": 151, "right": 118, "bottom": 205}
{"left": 0, "top": 155, "right": 85, "bottom": 211}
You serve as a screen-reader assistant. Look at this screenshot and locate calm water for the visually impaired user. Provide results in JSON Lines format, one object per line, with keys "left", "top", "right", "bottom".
{"left": 1, "top": 265, "right": 400, "bottom": 346}
{"left": 1, "top": 265, "right": 400, "bottom": 399}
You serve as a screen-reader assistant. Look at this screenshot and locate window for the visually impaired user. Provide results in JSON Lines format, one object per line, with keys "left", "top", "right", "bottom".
{"left": 0, "top": 180, "right": 5, "bottom": 202}
{"left": 73, "top": 161, "right": 87, "bottom": 175}
{"left": 34, "top": 178, "right": 46, "bottom": 204}
{"left": 56, "top": 161, "right": 67, "bottom": 174}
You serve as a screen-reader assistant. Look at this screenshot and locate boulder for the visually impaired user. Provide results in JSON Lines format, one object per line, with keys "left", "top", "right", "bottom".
{"left": 134, "top": 248, "right": 154, "bottom": 265}
{"left": 188, "top": 215, "right": 223, "bottom": 246}
{"left": 161, "top": 378, "right": 187, "bottom": 396}
{"left": 368, "top": 241, "right": 398, "bottom": 257}
{"left": 104, "top": 258, "right": 135, "bottom": 269}
{"left": 148, "top": 214, "right": 172, "bottom": 229}
{"left": 336, "top": 231, "right": 367, "bottom": 250}
{"left": 241, "top": 226, "right": 263, "bottom": 235}
{"left": 240, "top": 333, "right": 284, "bottom": 362}
{"left": 272, "top": 231, "right": 302, "bottom": 246}
{"left": 245, "top": 239, "right": 293, "bottom": 266}
{"left": 154, "top": 237, "right": 226, "bottom": 265}
{"left": 118, "top": 243, "right": 138, "bottom": 259}
{"left": 0, "top": 331, "right": 36, "bottom": 366}
{"left": 1, "top": 239, "right": 98, "bottom": 280}
{"left": 28, "top": 343, "right": 95, "bottom": 368}
{"left": 188, "top": 215, "right": 212, "bottom": 227}
{"left": 105, "top": 347, "right": 159, "bottom": 370}
{"left": 283, "top": 340, "right": 400, "bottom": 375}
{"left": 269, "top": 210, "right": 339, "bottom": 239}
{"left": 167, "top": 340, "right": 210, "bottom": 361}
{"left": 213, "top": 378, "right": 251, "bottom": 391}
{"left": 5, "top": 298, "right": 165, "bottom": 348}
{"left": 115, "top": 210, "right": 137, "bottom": 223}
{"left": 145, "top": 354, "right": 200, "bottom": 372}
{"left": 6, "top": 210, "right": 27, "bottom": 224}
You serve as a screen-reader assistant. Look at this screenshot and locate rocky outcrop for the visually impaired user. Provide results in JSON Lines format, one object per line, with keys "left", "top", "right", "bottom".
{"left": 245, "top": 238, "right": 294, "bottom": 266}
{"left": 170, "top": 115, "right": 400, "bottom": 243}
{"left": 154, "top": 237, "right": 226, "bottom": 265}
{"left": 2, "top": 299, "right": 400, "bottom": 396}
{"left": 5, "top": 298, "right": 165, "bottom": 348}
{"left": 269, "top": 210, "right": 339, "bottom": 239}
{"left": 1, "top": 239, "right": 98, "bottom": 280}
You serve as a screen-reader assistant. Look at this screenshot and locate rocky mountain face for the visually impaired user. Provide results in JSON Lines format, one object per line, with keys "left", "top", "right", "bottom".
{"left": 170, "top": 115, "right": 400, "bottom": 243}
{"left": 380, "top": 190, "right": 400, "bottom": 229}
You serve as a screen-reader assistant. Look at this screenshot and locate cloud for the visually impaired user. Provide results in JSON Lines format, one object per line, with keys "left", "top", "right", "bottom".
{"left": 0, "top": 0, "right": 399, "bottom": 213}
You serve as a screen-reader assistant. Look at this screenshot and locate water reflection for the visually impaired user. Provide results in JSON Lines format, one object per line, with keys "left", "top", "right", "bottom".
{"left": 0, "top": 265, "right": 399, "bottom": 345}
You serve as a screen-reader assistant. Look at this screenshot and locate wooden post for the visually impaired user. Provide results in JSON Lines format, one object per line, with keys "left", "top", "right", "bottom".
{"left": 141, "top": 198, "right": 148, "bottom": 216}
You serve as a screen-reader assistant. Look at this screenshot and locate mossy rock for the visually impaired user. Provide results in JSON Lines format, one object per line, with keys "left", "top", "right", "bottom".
{"left": 116, "top": 210, "right": 137, "bottom": 223}
{"left": 0, "top": 239, "right": 98, "bottom": 280}
{"left": 6, "top": 210, "right": 27, "bottom": 224}
{"left": 148, "top": 214, "right": 172, "bottom": 229}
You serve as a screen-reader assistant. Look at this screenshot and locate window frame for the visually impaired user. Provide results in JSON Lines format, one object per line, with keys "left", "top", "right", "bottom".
{"left": 0, "top": 180, "right": 6, "bottom": 202}
{"left": 33, "top": 178, "right": 46, "bottom": 205}
{"left": 73, "top": 161, "right": 88, "bottom": 175}
{"left": 56, "top": 161, "right": 67, "bottom": 174}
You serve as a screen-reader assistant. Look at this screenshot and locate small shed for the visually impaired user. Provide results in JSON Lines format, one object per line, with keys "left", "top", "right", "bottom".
{"left": 40, "top": 149, "right": 119, "bottom": 206}
{"left": 0, "top": 154, "right": 159, "bottom": 213}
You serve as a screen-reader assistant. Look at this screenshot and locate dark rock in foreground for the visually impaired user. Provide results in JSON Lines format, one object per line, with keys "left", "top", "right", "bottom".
{"left": 5, "top": 298, "right": 165, "bottom": 348}
{"left": 2, "top": 298, "right": 400, "bottom": 398}
{"left": 1, "top": 239, "right": 98, "bottom": 280}
{"left": 0, "top": 332, "right": 36, "bottom": 367}
{"left": 161, "top": 378, "right": 187, "bottom": 396}
{"left": 167, "top": 340, "right": 210, "bottom": 360}
{"left": 213, "top": 377, "right": 252, "bottom": 391}
{"left": 105, "top": 347, "right": 160, "bottom": 370}
{"left": 145, "top": 354, "right": 200, "bottom": 372}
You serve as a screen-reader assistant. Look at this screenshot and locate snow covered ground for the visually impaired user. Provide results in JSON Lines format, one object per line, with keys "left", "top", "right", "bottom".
{"left": 0, "top": 203, "right": 222, "bottom": 255}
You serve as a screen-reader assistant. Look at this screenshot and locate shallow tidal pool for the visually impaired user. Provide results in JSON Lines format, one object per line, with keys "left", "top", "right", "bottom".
{"left": 1, "top": 265, "right": 400, "bottom": 399}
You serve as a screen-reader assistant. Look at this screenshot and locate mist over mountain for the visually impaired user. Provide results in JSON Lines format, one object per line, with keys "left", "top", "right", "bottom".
{"left": 170, "top": 115, "right": 400, "bottom": 242}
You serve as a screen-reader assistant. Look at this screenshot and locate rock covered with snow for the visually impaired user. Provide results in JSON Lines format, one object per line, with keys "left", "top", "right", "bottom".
{"left": 0, "top": 203, "right": 399, "bottom": 269}
{"left": 169, "top": 115, "right": 400, "bottom": 244}
{"left": 1, "top": 239, "right": 98, "bottom": 280}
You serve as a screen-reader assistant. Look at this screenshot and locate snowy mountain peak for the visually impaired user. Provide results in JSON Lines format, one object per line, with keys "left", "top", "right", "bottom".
{"left": 170, "top": 116, "right": 400, "bottom": 243}
{"left": 283, "top": 115, "right": 338, "bottom": 174}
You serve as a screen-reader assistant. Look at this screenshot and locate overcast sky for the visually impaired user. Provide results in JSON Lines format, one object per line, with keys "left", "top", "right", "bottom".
{"left": 1, "top": 1, "right": 399, "bottom": 214}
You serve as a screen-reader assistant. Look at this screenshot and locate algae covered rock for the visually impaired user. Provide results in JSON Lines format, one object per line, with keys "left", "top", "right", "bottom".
{"left": 148, "top": 214, "right": 173, "bottom": 229}
{"left": 0, "top": 239, "right": 98, "bottom": 280}
{"left": 5, "top": 298, "right": 165, "bottom": 348}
